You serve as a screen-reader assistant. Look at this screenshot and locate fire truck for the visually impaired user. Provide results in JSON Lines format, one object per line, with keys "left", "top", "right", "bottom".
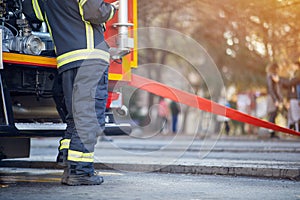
{"left": 0, "top": 0, "right": 137, "bottom": 159}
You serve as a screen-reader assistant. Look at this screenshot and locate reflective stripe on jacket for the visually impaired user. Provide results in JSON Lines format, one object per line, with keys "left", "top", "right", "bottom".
{"left": 28, "top": 0, "right": 115, "bottom": 73}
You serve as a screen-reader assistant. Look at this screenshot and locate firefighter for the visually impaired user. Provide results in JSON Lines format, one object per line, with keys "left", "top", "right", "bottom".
{"left": 22, "top": 0, "right": 119, "bottom": 185}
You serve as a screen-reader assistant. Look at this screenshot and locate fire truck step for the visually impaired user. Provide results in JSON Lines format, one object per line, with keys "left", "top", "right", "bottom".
{"left": 15, "top": 123, "right": 67, "bottom": 131}
{"left": 14, "top": 122, "right": 131, "bottom": 136}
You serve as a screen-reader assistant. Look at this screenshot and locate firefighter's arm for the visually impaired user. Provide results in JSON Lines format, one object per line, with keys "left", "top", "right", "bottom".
{"left": 80, "top": 0, "right": 119, "bottom": 25}
{"left": 22, "top": 0, "right": 44, "bottom": 22}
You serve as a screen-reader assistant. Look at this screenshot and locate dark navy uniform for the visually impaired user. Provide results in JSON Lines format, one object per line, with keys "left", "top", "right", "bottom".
{"left": 23, "top": 0, "right": 117, "bottom": 185}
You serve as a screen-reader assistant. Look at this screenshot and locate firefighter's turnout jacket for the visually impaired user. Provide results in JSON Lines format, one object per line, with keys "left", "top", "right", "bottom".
{"left": 23, "top": 0, "right": 116, "bottom": 73}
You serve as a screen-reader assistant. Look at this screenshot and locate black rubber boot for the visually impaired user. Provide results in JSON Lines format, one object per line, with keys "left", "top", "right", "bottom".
{"left": 65, "top": 164, "right": 104, "bottom": 186}
{"left": 66, "top": 174, "right": 104, "bottom": 186}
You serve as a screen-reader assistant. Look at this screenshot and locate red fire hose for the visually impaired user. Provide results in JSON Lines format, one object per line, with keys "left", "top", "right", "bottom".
{"left": 129, "top": 74, "right": 300, "bottom": 137}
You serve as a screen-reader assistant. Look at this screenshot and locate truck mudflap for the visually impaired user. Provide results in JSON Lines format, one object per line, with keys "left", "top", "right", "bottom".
{"left": 0, "top": 137, "right": 30, "bottom": 160}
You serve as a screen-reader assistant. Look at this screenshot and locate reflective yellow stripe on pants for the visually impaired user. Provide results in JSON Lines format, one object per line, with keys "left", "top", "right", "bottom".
{"left": 68, "top": 150, "right": 94, "bottom": 162}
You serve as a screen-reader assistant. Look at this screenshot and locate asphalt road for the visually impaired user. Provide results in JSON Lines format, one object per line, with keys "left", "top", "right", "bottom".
{"left": 0, "top": 168, "right": 300, "bottom": 200}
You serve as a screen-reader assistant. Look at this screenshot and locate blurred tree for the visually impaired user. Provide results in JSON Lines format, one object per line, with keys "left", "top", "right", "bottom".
{"left": 138, "top": 0, "right": 300, "bottom": 90}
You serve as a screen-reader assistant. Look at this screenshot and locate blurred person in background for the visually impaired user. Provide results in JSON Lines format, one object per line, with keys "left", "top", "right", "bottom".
{"left": 170, "top": 101, "right": 181, "bottom": 134}
{"left": 158, "top": 97, "right": 169, "bottom": 134}
{"left": 215, "top": 96, "right": 231, "bottom": 135}
{"left": 266, "top": 63, "right": 283, "bottom": 139}
{"left": 280, "top": 61, "right": 300, "bottom": 131}
{"left": 236, "top": 93, "right": 251, "bottom": 135}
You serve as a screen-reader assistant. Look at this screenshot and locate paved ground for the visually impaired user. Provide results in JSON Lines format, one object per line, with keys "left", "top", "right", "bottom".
{"left": 1, "top": 134, "right": 300, "bottom": 180}
{"left": 0, "top": 168, "right": 300, "bottom": 200}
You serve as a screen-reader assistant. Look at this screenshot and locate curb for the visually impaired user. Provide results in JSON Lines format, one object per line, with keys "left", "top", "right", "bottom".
{"left": 1, "top": 160, "right": 299, "bottom": 181}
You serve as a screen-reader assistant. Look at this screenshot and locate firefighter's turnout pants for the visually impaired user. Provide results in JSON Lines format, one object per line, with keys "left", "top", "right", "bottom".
{"left": 60, "top": 62, "right": 108, "bottom": 175}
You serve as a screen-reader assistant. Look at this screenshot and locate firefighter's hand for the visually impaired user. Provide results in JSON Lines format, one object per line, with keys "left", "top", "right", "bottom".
{"left": 111, "top": 1, "right": 119, "bottom": 10}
